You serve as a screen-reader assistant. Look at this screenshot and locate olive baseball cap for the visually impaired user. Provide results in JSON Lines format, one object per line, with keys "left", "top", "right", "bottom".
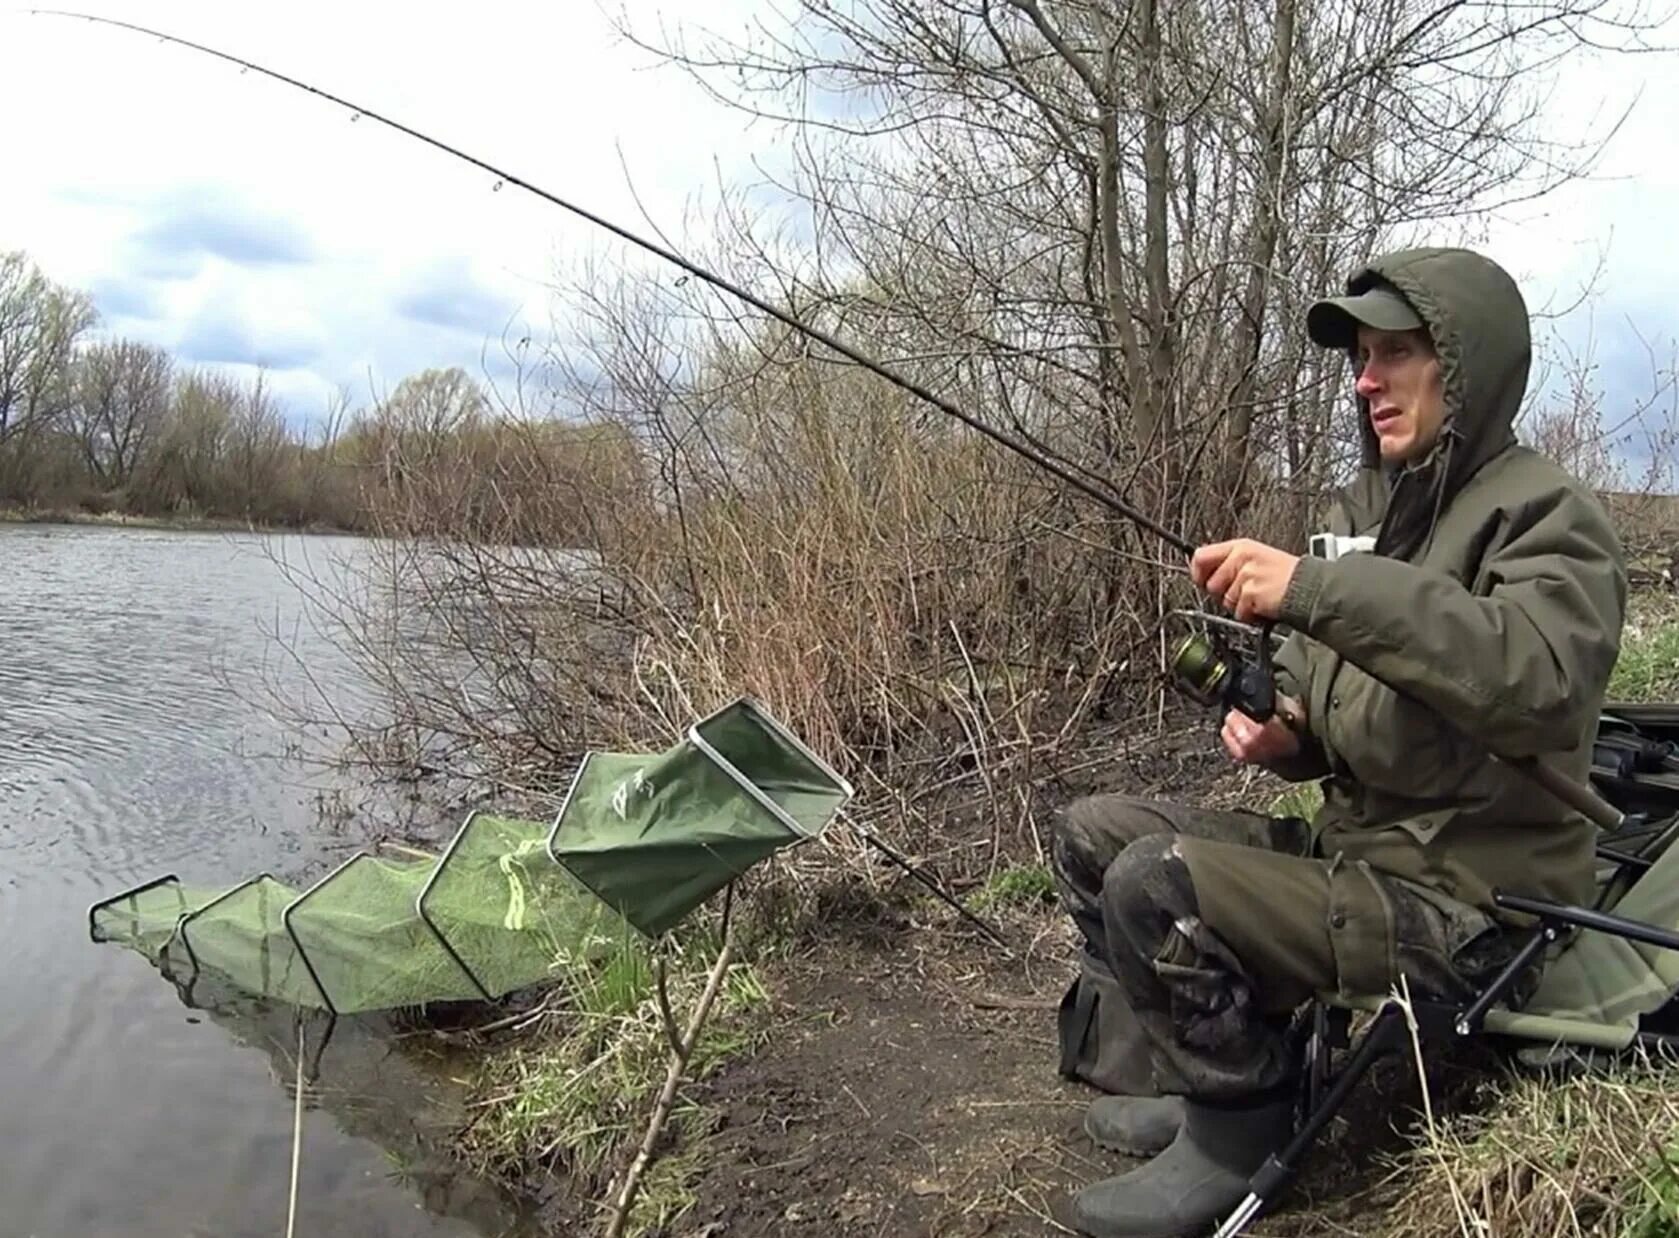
{"left": 1306, "top": 283, "right": 1424, "bottom": 349}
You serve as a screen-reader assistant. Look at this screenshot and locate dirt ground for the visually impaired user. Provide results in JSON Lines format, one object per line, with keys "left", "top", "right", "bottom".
{"left": 682, "top": 911, "right": 1091, "bottom": 1237}
{"left": 662, "top": 722, "right": 1502, "bottom": 1238}
{"left": 672, "top": 900, "right": 1496, "bottom": 1238}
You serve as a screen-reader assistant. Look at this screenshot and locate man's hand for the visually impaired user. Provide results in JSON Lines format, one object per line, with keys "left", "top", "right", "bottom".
{"left": 1190, "top": 539, "right": 1301, "bottom": 622}
{"left": 1222, "top": 708, "right": 1302, "bottom": 764}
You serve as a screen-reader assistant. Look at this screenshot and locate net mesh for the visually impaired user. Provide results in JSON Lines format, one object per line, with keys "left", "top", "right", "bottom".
{"left": 89, "top": 699, "right": 849, "bottom": 1014}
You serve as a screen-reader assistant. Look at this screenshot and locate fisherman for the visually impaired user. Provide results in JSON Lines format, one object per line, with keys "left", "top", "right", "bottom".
{"left": 1051, "top": 247, "right": 1628, "bottom": 1238}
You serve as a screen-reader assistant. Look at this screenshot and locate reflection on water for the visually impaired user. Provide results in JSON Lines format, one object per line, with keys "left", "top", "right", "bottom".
{"left": 0, "top": 524, "right": 533, "bottom": 1238}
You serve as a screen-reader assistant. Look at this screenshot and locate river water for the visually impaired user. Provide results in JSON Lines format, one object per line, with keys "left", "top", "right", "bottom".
{"left": 0, "top": 524, "right": 532, "bottom": 1238}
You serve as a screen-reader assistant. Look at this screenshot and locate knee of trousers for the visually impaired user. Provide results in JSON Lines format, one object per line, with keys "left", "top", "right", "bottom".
{"left": 1052, "top": 793, "right": 1167, "bottom": 885}
{"left": 1099, "top": 833, "right": 1195, "bottom": 938}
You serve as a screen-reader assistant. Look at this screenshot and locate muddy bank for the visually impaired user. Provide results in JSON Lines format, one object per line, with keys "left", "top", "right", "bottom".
{"left": 681, "top": 917, "right": 1089, "bottom": 1236}
{"left": 477, "top": 711, "right": 1510, "bottom": 1238}
{"left": 670, "top": 906, "right": 1495, "bottom": 1238}
{"left": 0, "top": 502, "right": 351, "bottom": 535}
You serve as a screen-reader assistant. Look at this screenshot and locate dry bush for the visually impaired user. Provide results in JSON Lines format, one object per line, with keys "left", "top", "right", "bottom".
{"left": 294, "top": 281, "right": 1195, "bottom": 868}
{"left": 1520, "top": 329, "right": 1679, "bottom": 580}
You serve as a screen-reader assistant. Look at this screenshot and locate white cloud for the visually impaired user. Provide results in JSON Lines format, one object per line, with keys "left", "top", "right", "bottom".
{"left": 1463, "top": 42, "right": 1679, "bottom": 450}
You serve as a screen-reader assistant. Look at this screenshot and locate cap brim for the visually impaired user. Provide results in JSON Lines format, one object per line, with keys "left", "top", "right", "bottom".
{"left": 1306, "top": 289, "right": 1424, "bottom": 349}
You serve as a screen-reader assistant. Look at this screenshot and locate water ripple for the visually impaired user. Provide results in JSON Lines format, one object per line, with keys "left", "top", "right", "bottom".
{"left": 0, "top": 525, "right": 504, "bottom": 1238}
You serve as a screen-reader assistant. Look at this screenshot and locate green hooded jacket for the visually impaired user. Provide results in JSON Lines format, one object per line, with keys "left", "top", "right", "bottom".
{"left": 1268, "top": 247, "right": 1628, "bottom": 925}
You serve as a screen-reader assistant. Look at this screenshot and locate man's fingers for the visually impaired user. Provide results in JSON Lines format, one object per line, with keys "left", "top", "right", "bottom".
{"left": 1221, "top": 564, "right": 1253, "bottom": 620}
{"left": 1223, "top": 710, "right": 1259, "bottom": 761}
{"left": 1221, "top": 726, "right": 1242, "bottom": 761}
{"left": 1232, "top": 575, "right": 1259, "bottom": 622}
{"left": 1191, "top": 540, "right": 1235, "bottom": 587}
{"left": 1203, "top": 542, "right": 1252, "bottom": 600}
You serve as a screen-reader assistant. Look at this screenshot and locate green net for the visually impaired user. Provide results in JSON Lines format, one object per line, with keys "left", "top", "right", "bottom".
{"left": 183, "top": 875, "right": 321, "bottom": 1006}
{"left": 89, "top": 698, "right": 851, "bottom": 1014}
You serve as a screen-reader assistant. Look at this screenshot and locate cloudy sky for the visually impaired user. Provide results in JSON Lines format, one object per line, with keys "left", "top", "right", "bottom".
{"left": 0, "top": 1, "right": 777, "bottom": 423}
{"left": 2, "top": 2, "right": 1677, "bottom": 447}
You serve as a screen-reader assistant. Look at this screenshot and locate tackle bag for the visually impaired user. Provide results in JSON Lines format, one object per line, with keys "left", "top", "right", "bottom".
{"left": 1057, "top": 947, "right": 1159, "bottom": 1096}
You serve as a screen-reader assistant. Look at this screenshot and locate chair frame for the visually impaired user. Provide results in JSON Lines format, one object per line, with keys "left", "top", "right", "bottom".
{"left": 1214, "top": 819, "right": 1679, "bottom": 1237}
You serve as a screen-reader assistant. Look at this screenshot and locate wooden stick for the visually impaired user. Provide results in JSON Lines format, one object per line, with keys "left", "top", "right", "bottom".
{"left": 603, "top": 889, "right": 736, "bottom": 1238}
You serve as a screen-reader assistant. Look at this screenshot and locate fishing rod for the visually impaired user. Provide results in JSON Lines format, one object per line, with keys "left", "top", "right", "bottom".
{"left": 30, "top": 11, "right": 1630, "bottom": 845}
{"left": 25, "top": 8, "right": 1195, "bottom": 561}
{"left": 843, "top": 812, "right": 1014, "bottom": 952}
{"left": 16, "top": 8, "right": 1174, "bottom": 957}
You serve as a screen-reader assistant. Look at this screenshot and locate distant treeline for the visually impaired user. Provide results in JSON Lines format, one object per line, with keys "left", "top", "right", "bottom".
{"left": 0, "top": 249, "right": 635, "bottom": 536}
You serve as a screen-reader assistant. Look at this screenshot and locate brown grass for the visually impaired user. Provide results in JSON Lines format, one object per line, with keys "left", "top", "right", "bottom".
{"left": 1365, "top": 1057, "right": 1679, "bottom": 1238}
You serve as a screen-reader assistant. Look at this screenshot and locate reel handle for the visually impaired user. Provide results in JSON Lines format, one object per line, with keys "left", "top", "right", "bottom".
{"left": 1272, "top": 691, "right": 1307, "bottom": 732}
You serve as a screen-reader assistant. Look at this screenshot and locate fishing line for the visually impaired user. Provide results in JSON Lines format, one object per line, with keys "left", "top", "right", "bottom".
{"left": 29, "top": 10, "right": 1635, "bottom": 971}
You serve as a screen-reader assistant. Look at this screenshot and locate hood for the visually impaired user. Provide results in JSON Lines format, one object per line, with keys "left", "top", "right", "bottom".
{"left": 1337, "top": 247, "right": 1531, "bottom": 558}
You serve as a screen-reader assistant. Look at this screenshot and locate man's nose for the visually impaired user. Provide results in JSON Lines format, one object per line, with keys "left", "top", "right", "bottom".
{"left": 1355, "top": 365, "right": 1382, "bottom": 397}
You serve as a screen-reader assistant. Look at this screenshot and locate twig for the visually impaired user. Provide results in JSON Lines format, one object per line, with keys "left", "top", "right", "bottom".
{"left": 604, "top": 887, "right": 737, "bottom": 1238}
{"left": 966, "top": 993, "right": 1059, "bottom": 1011}
{"left": 653, "top": 944, "right": 684, "bottom": 1053}
{"left": 379, "top": 841, "right": 440, "bottom": 862}
{"left": 841, "top": 1083, "right": 871, "bottom": 1119}
{"left": 451, "top": 990, "right": 560, "bottom": 1038}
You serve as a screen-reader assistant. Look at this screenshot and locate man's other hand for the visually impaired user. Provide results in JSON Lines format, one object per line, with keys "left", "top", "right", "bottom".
{"left": 1190, "top": 539, "right": 1300, "bottom": 622}
{"left": 1221, "top": 708, "right": 1302, "bottom": 764}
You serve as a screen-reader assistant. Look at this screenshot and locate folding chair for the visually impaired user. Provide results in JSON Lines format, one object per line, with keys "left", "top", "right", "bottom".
{"left": 1214, "top": 704, "right": 1679, "bottom": 1238}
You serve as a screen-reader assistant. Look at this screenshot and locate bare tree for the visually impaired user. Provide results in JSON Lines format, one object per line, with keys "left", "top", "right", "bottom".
{"left": 225, "top": 370, "right": 293, "bottom": 518}
{"left": 136, "top": 369, "right": 241, "bottom": 513}
{"left": 615, "top": 0, "right": 1663, "bottom": 539}
{"left": 375, "top": 366, "right": 486, "bottom": 449}
{"left": 0, "top": 250, "right": 97, "bottom": 448}
{"left": 68, "top": 338, "right": 174, "bottom": 489}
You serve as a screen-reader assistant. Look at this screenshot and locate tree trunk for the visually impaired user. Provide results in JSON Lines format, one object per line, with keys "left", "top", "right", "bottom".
{"left": 1225, "top": 0, "right": 1298, "bottom": 514}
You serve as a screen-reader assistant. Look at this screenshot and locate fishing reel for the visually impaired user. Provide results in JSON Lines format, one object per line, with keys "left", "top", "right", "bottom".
{"left": 1168, "top": 615, "right": 1283, "bottom": 725}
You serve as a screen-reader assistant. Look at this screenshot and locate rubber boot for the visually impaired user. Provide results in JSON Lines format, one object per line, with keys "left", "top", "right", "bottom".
{"left": 1071, "top": 1091, "right": 1295, "bottom": 1238}
{"left": 1083, "top": 1094, "right": 1185, "bottom": 1157}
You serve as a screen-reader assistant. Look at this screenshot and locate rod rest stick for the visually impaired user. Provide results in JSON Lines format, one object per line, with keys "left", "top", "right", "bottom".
{"left": 1500, "top": 754, "right": 1624, "bottom": 831}
{"left": 1271, "top": 670, "right": 1621, "bottom": 832}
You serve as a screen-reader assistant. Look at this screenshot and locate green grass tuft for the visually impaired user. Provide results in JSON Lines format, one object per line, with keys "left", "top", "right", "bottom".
{"left": 1269, "top": 780, "right": 1324, "bottom": 821}
{"left": 965, "top": 863, "right": 1057, "bottom": 912}
{"left": 458, "top": 923, "right": 774, "bottom": 1236}
{"left": 1367, "top": 1056, "right": 1679, "bottom": 1238}
{"left": 1610, "top": 592, "right": 1679, "bottom": 704}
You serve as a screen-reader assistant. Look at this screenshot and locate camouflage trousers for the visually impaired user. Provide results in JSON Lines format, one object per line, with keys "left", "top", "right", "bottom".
{"left": 1052, "top": 793, "right": 1510, "bottom": 1101}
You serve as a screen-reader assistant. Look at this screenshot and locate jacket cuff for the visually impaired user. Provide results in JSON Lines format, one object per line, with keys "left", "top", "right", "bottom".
{"left": 1279, "top": 553, "right": 1328, "bottom": 631}
{"left": 1264, "top": 749, "right": 1329, "bottom": 784}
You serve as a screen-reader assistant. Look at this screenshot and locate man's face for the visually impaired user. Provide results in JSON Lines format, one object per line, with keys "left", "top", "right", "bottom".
{"left": 1353, "top": 325, "right": 1445, "bottom": 465}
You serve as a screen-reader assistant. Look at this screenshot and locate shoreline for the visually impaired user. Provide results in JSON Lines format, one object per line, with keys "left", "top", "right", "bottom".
{"left": 448, "top": 588, "right": 1679, "bottom": 1236}
{"left": 0, "top": 506, "right": 353, "bottom": 536}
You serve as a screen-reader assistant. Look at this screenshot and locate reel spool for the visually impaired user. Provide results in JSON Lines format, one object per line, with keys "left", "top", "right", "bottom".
{"left": 1169, "top": 631, "right": 1232, "bottom": 708}
{"left": 1167, "top": 621, "right": 1279, "bottom": 724}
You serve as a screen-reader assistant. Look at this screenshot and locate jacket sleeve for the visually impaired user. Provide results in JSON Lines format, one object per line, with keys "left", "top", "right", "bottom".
{"left": 1277, "top": 488, "right": 1627, "bottom": 758}
{"left": 1265, "top": 629, "right": 1332, "bottom": 782}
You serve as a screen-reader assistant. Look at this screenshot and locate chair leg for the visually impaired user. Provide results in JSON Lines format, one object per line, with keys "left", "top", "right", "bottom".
{"left": 1302, "top": 1002, "right": 1352, "bottom": 1119}
{"left": 1214, "top": 1002, "right": 1410, "bottom": 1238}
